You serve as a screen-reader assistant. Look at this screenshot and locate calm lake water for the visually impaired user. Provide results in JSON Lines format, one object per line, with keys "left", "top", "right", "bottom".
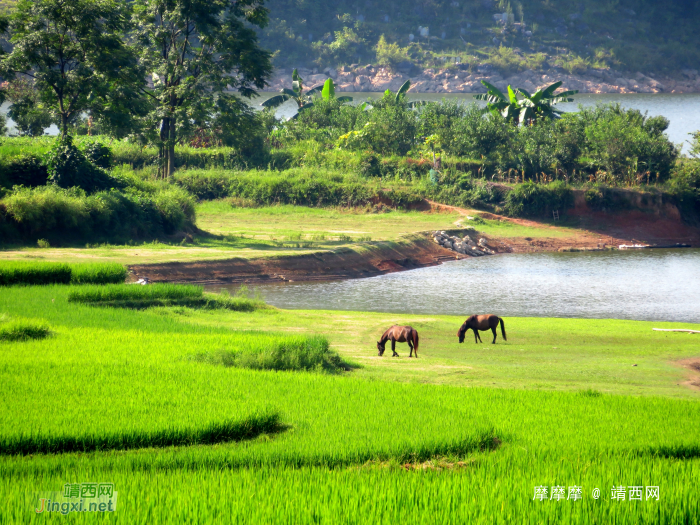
{"left": 212, "top": 249, "right": 700, "bottom": 323}
{"left": 3, "top": 93, "right": 700, "bottom": 147}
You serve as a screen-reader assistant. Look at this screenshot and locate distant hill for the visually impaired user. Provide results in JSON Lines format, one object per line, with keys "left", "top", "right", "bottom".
{"left": 259, "top": 0, "right": 700, "bottom": 76}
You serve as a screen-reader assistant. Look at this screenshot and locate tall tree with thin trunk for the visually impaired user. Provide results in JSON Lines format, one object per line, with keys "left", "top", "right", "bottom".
{"left": 0, "top": 0, "right": 138, "bottom": 138}
{"left": 132, "top": 0, "right": 272, "bottom": 177}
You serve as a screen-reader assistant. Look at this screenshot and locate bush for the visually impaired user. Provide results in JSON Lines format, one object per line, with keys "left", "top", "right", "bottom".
{"left": 584, "top": 185, "right": 616, "bottom": 211}
{"left": 503, "top": 181, "right": 574, "bottom": 217}
{"left": 174, "top": 168, "right": 380, "bottom": 207}
{"left": 0, "top": 155, "right": 48, "bottom": 188}
{"left": 1, "top": 184, "right": 196, "bottom": 243}
{"left": 82, "top": 142, "right": 113, "bottom": 169}
{"left": 45, "top": 136, "right": 120, "bottom": 192}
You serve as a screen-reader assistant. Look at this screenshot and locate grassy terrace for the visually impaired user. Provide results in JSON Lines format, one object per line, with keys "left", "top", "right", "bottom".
{"left": 0, "top": 285, "right": 699, "bottom": 522}
{"left": 0, "top": 203, "right": 587, "bottom": 265}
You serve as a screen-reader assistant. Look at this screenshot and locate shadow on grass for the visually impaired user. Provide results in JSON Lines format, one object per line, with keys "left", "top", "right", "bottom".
{"left": 0, "top": 413, "right": 285, "bottom": 456}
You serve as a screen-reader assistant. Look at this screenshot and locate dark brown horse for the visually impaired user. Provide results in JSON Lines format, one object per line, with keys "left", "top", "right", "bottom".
{"left": 377, "top": 325, "right": 419, "bottom": 357}
{"left": 457, "top": 315, "right": 507, "bottom": 344}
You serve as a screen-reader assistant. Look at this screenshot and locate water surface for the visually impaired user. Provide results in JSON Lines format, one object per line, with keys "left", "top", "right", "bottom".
{"left": 213, "top": 249, "right": 700, "bottom": 323}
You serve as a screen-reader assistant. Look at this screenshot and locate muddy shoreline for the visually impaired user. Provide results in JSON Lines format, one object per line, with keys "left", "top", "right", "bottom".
{"left": 130, "top": 197, "right": 699, "bottom": 285}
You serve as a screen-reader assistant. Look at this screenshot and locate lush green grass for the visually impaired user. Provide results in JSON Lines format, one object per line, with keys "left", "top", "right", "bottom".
{"left": 0, "top": 285, "right": 698, "bottom": 522}
{"left": 0, "top": 260, "right": 127, "bottom": 285}
{"left": 0, "top": 316, "right": 50, "bottom": 341}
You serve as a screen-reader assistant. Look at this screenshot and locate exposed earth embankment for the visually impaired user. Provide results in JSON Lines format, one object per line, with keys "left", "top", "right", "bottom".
{"left": 131, "top": 194, "right": 699, "bottom": 284}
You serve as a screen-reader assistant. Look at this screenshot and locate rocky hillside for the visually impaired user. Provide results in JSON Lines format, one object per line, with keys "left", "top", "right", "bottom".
{"left": 260, "top": 0, "right": 700, "bottom": 90}
{"left": 265, "top": 65, "right": 700, "bottom": 94}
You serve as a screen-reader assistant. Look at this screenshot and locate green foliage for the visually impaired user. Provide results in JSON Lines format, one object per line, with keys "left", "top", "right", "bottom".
{"left": 45, "top": 136, "right": 118, "bottom": 192}
{"left": 82, "top": 142, "right": 113, "bottom": 169}
{"left": 3, "top": 77, "right": 54, "bottom": 137}
{"left": 0, "top": 155, "right": 48, "bottom": 188}
{"left": 476, "top": 81, "right": 577, "bottom": 125}
{"left": 0, "top": 317, "right": 50, "bottom": 341}
{"left": 132, "top": 0, "right": 272, "bottom": 177}
{"left": 312, "top": 26, "right": 368, "bottom": 68}
{"left": 0, "top": 0, "right": 138, "bottom": 137}
{"left": 0, "top": 261, "right": 127, "bottom": 285}
{"left": 174, "top": 168, "right": 382, "bottom": 207}
{"left": 192, "top": 335, "right": 347, "bottom": 372}
{"left": 1, "top": 183, "right": 197, "bottom": 242}
{"left": 375, "top": 35, "right": 408, "bottom": 71}
{"left": 580, "top": 104, "right": 678, "bottom": 182}
{"left": 503, "top": 180, "right": 574, "bottom": 217}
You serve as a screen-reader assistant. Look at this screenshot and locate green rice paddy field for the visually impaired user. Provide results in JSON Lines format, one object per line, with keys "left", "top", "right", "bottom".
{"left": 0, "top": 285, "right": 699, "bottom": 523}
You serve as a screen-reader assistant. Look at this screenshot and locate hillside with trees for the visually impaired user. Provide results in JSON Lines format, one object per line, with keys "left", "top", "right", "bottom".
{"left": 259, "top": 0, "right": 700, "bottom": 81}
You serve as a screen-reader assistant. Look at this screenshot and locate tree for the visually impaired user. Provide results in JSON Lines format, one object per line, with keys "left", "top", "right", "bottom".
{"left": 3, "top": 77, "right": 55, "bottom": 136}
{"left": 476, "top": 80, "right": 577, "bottom": 125}
{"left": 0, "top": 0, "right": 138, "bottom": 138}
{"left": 132, "top": 0, "right": 272, "bottom": 177}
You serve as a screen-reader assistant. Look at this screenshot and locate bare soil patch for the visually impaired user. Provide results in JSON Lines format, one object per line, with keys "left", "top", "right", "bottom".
{"left": 675, "top": 358, "right": 700, "bottom": 391}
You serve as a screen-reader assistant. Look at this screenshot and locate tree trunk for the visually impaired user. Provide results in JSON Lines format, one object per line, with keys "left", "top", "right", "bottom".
{"left": 60, "top": 113, "right": 69, "bottom": 138}
{"left": 168, "top": 116, "right": 176, "bottom": 178}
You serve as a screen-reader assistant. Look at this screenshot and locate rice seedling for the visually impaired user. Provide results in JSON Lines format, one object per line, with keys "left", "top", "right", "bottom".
{"left": 191, "top": 335, "right": 349, "bottom": 372}
{"left": 0, "top": 285, "right": 698, "bottom": 523}
{"left": 67, "top": 283, "right": 204, "bottom": 303}
{"left": 0, "top": 261, "right": 127, "bottom": 285}
{"left": 0, "top": 318, "right": 50, "bottom": 342}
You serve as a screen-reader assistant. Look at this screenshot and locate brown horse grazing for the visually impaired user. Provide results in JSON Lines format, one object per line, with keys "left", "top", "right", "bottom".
{"left": 377, "top": 325, "right": 419, "bottom": 357}
{"left": 457, "top": 315, "right": 507, "bottom": 344}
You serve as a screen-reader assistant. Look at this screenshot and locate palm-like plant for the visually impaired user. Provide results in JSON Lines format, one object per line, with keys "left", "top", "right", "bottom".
{"left": 261, "top": 70, "right": 351, "bottom": 116}
{"left": 475, "top": 80, "right": 577, "bottom": 125}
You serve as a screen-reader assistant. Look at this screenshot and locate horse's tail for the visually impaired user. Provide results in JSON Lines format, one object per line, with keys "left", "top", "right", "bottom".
{"left": 499, "top": 318, "right": 507, "bottom": 341}
{"left": 413, "top": 330, "right": 419, "bottom": 353}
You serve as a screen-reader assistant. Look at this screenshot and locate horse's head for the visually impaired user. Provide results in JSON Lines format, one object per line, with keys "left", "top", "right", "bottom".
{"left": 377, "top": 340, "right": 386, "bottom": 356}
{"left": 457, "top": 316, "right": 474, "bottom": 343}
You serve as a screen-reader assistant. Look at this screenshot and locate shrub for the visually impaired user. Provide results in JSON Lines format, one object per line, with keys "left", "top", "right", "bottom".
{"left": 0, "top": 155, "right": 48, "bottom": 188}
{"left": 584, "top": 185, "right": 616, "bottom": 211}
{"left": 82, "top": 142, "right": 113, "bottom": 169}
{"left": 1, "top": 184, "right": 196, "bottom": 243}
{"left": 45, "top": 136, "right": 119, "bottom": 192}
{"left": 503, "top": 181, "right": 574, "bottom": 217}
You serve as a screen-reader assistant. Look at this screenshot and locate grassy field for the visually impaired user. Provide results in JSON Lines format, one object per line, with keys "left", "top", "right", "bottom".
{"left": 0, "top": 203, "right": 588, "bottom": 265}
{"left": 0, "top": 285, "right": 698, "bottom": 523}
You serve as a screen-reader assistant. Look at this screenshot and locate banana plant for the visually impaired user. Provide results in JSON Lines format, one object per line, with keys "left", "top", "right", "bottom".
{"left": 262, "top": 72, "right": 352, "bottom": 118}
{"left": 261, "top": 69, "right": 322, "bottom": 111}
{"left": 516, "top": 81, "right": 578, "bottom": 123}
{"left": 476, "top": 80, "right": 577, "bottom": 125}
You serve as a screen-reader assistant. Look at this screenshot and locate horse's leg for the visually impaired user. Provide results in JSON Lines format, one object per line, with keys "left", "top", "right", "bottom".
{"left": 407, "top": 338, "right": 414, "bottom": 358}
{"left": 475, "top": 329, "right": 482, "bottom": 343}
{"left": 491, "top": 325, "right": 497, "bottom": 344}
{"left": 391, "top": 338, "right": 399, "bottom": 357}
